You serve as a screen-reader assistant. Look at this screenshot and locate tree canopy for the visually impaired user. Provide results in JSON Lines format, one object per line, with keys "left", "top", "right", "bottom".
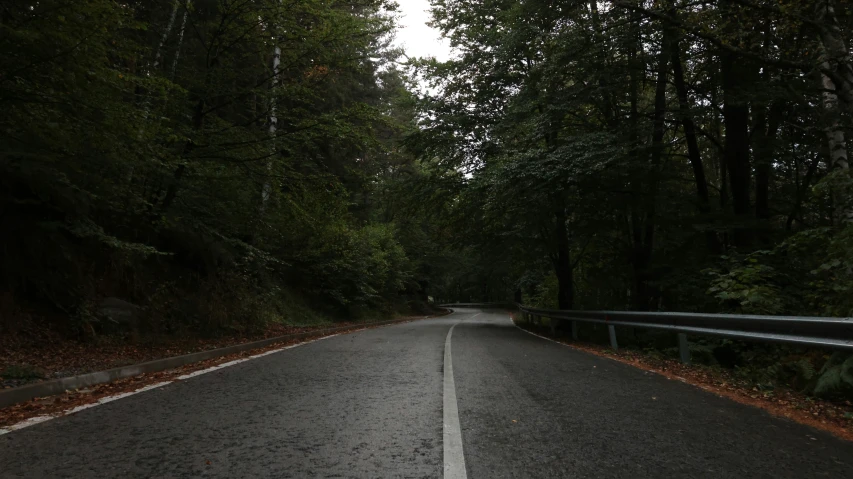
{"left": 1, "top": 0, "right": 438, "bottom": 332}
{"left": 410, "top": 0, "right": 853, "bottom": 321}
{"left": 3, "top": 0, "right": 853, "bottom": 346}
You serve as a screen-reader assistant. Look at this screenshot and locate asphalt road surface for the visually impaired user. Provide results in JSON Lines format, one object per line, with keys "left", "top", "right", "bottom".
{"left": 2, "top": 308, "right": 852, "bottom": 478}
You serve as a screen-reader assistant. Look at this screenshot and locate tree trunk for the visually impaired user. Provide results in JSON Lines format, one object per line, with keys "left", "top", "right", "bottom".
{"left": 720, "top": 49, "right": 754, "bottom": 246}
{"left": 671, "top": 41, "right": 711, "bottom": 214}
{"left": 159, "top": 97, "right": 205, "bottom": 212}
{"left": 712, "top": 86, "right": 729, "bottom": 221}
{"left": 816, "top": 1, "right": 853, "bottom": 116}
{"left": 130, "top": 0, "right": 182, "bottom": 183}
{"left": 554, "top": 207, "right": 574, "bottom": 310}
{"left": 753, "top": 100, "right": 784, "bottom": 243}
{"left": 261, "top": 42, "right": 281, "bottom": 215}
{"left": 153, "top": 1, "right": 181, "bottom": 71}
{"left": 822, "top": 73, "right": 849, "bottom": 171}
{"left": 626, "top": 16, "right": 653, "bottom": 310}
{"left": 170, "top": 1, "right": 191, "bottom": 80}
{"left": 589, "top": 0, "right": 613, "bottom": 127}
{"left": 815, "top": 1, "right": 852, "bottom": 223}
{"left": 672, "top": 39, "right": 720, "bottom": 252}
{"left": 645, "top": 21, "right": 669, "bottom": 251}
{"left": 821, "top": 71, "right": 851, "bottom": 224}
{"left": 630, "top": 27, "right": 669, "bottom": 311}
{"left": 787, "top": 154, "right": 821, "bottom": 231}
{"left": 159, "top": 165, "right": 186, "bottom": 213}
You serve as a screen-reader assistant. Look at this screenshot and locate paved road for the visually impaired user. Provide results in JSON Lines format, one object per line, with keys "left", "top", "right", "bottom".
{"left": 1, "top": 308, "right": 852, "bottom": 478}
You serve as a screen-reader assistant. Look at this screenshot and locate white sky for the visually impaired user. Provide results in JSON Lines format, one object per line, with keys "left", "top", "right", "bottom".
{"left": 393, "top": 0, "right": 452, "bottom": 62}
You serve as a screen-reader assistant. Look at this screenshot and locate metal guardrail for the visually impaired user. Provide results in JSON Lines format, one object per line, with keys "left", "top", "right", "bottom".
{"left": 440, "top": 303, "right": 853, "bottom": 364}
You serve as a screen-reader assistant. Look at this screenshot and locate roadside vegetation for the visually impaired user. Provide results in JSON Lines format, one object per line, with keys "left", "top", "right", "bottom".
{"left": 0, "top": 0, "right": 439, "bottom": 341}
{"left": 0, "top": 0, "right": 457, "bottom": 382}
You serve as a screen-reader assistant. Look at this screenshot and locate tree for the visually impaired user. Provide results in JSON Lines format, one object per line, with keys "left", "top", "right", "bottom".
{"left": 413, "top": 0, "right": 853, "bottom": 317}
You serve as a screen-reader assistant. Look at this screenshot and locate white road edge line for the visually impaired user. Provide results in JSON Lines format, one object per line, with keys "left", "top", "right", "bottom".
{"left": 510, "top": 314, "right": 602, "bottom": 353}
{"left": 0, "top": 333, "right": 345, "bottom": 436}
{"left": 444, "top": 313, "right": 477, "bottom": 479}
{"left": 510, "top": 314, "right": 617, "bottom": 355}
{"left": 511, "top": 318, "right": 564, "bottom": 344}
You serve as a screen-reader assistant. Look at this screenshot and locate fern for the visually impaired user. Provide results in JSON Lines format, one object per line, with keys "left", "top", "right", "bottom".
{"left": 814, "top": 353, "right": 853, "bottom": 398}
{"left": 793, "top": 359, "right": 816, "bottom": 382}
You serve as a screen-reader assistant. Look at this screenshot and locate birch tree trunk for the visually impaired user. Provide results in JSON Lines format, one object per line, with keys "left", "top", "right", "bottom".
{"left": 261, "top": 43, "right": 281, "bottom": 214}
{"left": 821, "top": 71, "right": 852, "bottom": 224}
{"left": 170, "top": 1, "right": 190, "bottom": 80}
{"left": 821, "top": 72, "right": 848, "bottom": 170}
{"left": 815, "top": 0, "right": 852, "bottom": 223}
{"left": 129, "top": 0, "right": 182, "bottom": 183}
{"left": 153, "top": 0, "right": 181, "bottom": 71}
{"left": 816, "top": 1, "right": 853, "bottom": 116}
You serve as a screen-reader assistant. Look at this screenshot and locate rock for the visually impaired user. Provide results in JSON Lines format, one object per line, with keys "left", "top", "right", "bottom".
{"left": 97, "top": 297, "right": 141, "bottom": 329}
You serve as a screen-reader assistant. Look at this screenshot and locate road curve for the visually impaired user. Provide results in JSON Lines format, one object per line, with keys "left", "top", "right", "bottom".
{"left": 1, "top": 308, "right": 851, "bottom": 478}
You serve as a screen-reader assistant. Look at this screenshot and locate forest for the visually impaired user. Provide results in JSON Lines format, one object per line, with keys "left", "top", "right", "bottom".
{"left": 2, "top": 1, "right": 853, "bottom": 395}
{"left": 2, "top": 0, "right": 433, "bottom": 335}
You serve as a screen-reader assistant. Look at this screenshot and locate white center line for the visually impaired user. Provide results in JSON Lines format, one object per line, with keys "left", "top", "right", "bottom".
{"left": 444, "top": 313, "right": 477, "bottom": 479}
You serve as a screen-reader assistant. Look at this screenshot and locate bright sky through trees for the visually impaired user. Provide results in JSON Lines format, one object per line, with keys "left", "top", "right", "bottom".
{"left": 394, "top": 0, "right": 451, "bottom": 61}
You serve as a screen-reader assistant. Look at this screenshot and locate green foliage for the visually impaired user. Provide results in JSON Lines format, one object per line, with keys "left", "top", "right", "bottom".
{"left": 0, "top": 0, "right": 437, "bottom": 336}
{"left": 705, "top": 252, "right": 787, "bottom": 315}
{"left": 701, "top": 224, "right": 853, "bottom": 318}
{"left": 814, "top": 353, "right": 853, "bottom": 399}
{"left": 525, "top": 274, "right": 560, "bottom": 310}
{"left": 784, "top": 225, "right": 853, "bottom": 317}
{"left": 759, "top": 357, "right": 817, "bottom": 392}
{"left": 295, "top": 222, "right": 412, "bottom": 312}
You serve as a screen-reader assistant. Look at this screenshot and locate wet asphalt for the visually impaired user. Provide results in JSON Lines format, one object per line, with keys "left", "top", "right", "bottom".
{"left": 1, "top": 308, "right": 852, "bottom": 478}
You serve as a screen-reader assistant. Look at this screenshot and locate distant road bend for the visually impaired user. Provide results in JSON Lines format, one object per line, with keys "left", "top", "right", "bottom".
{"left": 1, "top": 308, "right": 852, "bottom": 478}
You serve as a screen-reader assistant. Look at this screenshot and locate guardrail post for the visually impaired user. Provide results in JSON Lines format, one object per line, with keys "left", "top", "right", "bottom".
{"left": 549, "top": 318, "right": 557, "bottom": 336}
{"left": 571, "top": 321, "right": 578, "bottom": 341}
{"left": 607, "top": 322, "right": 618, "bottom": 351}
{"left": 678, "top": 333, "right": 690, "bottom": 364}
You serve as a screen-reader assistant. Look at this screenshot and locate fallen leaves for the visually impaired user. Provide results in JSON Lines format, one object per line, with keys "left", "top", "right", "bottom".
{"left": 1, "top": 323, "right": 337, "bottom": 390}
